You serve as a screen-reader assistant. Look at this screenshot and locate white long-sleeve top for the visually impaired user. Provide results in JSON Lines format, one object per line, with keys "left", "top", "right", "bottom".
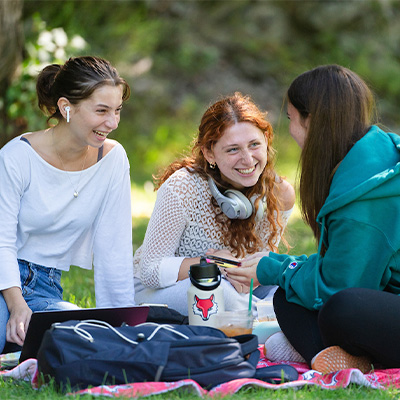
{"left": 0, "top": 136, "right": 135, "bottom": 307}
{"left": 133, "top": 168, "right": 292, "bottom": 289}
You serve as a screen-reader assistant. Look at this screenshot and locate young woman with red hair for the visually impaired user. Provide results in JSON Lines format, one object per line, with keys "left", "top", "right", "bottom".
{"left": 134, "top": 92, "right": 295, "bottom": 314}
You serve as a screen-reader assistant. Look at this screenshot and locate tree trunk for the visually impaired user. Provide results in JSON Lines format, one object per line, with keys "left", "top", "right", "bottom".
{"left": 0, "top": 0, "right": 24, "bottom": 148}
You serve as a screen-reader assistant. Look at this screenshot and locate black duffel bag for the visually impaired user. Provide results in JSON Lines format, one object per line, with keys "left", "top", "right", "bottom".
{"left": 36, "top": 320, "right": 261, "bottom": 391}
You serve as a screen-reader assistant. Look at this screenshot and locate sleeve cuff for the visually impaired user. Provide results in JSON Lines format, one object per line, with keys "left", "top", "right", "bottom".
{"left": 256, "top": 254, "right": 284, "bottom": 286}
{"left": 159, "top": 257, "right": 185, "bottom": 287}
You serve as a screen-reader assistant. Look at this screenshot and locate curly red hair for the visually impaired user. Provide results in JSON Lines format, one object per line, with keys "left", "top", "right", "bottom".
{"left": 155, "top": 92, "right": 286, "bottom": 257}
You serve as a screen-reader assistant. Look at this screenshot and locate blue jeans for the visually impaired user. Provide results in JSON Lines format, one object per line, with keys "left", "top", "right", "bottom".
{"left": 0, "top": 260, "right": 79, "bottom": 353}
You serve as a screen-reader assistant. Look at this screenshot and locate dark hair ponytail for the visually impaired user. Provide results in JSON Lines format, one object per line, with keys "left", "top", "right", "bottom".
{"left": 36, "top": 64, "right": 62, "bottom": 117}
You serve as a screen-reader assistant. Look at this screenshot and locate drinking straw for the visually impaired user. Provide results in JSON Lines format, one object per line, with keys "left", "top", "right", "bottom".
{"left": 248, "top": 278, "right": 253, "bottom": 312}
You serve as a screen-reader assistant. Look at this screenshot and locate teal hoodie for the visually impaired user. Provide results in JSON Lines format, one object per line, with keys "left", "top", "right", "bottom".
{"left": 257, "top": 125, "right": 400, "bottom": 310}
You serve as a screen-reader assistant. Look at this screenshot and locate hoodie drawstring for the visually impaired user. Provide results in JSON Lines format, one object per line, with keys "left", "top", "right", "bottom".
{"left": 313, "top": 218, "right": 325, "bottom": 310}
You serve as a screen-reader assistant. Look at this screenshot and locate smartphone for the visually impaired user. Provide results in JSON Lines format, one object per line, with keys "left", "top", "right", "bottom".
{"left": 205, "top": 255, "right": 241, "bottom": 267}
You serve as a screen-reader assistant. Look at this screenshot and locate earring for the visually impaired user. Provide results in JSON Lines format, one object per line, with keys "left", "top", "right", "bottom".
{"left": 210, "top": 162, "right": 216, "bottom": 169}
{"left": 65, "top": 106, "right": 70, "bottom": 123}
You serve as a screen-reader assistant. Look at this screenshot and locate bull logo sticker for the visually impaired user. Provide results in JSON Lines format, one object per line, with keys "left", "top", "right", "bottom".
{"left": 192, "top": 294, "right": 218, "bottom": 321}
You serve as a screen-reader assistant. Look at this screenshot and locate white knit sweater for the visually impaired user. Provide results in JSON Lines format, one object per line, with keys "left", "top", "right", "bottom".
{"left": 134, "top": 168, "right": 292, "bottom": 289}
{"left": 0, "top": 136, "right": 135, "bottom": 307}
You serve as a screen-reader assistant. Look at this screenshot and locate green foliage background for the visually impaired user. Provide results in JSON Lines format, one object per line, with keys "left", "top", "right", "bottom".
{"left": 13, "top": 0, "right": 400, "bottom": 182}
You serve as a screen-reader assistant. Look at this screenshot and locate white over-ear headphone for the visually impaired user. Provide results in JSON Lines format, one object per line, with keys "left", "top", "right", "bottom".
{"left": 208, "top": 177, "right": 265, "bottom": 220}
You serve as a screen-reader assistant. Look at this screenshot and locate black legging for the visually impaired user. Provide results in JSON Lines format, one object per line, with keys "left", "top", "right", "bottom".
{"left": 273, "top": 287, "right": 400, "bottom": 368}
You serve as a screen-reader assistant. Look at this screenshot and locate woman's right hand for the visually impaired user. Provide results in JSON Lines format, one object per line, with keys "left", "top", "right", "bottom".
{"left": 3, "top": 287, "right": 32, "bottom": 346}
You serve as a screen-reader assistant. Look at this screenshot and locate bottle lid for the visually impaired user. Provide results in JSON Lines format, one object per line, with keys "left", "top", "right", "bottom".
{"left": 189, "top": 257, "right": 221, "bottom": 290}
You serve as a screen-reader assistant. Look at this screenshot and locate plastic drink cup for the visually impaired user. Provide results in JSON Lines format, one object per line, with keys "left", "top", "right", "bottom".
{"left": 256, "top": 300, "right": 276, "bottom": 321}
{"left": 216, "top": 310, "right": 253, "bottom": 337}
{"left": 252, "top": 321, "right": 281, "bottom": 344}
{"left": 253, "top": 300, "right": 280, "bottom": 343}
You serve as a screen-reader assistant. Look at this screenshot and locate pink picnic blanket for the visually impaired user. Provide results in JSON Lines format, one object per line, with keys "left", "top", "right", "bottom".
{"left": 1, "top": 347, "right": 399, "bottom": 397}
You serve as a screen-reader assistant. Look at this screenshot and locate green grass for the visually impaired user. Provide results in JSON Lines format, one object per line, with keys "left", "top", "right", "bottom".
{"left": 2, "top": 376, "right": 400, "bottom": 399}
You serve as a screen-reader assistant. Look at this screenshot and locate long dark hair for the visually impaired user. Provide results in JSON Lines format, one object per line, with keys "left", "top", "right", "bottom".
{"left": 155, "top": 92, "right": 285, "bottom": 257}
{"left": 36, "top": 56, "right": 130, "bottom": 123}
{"left": 287, "top": 65, "right": 376, "bottom": 249}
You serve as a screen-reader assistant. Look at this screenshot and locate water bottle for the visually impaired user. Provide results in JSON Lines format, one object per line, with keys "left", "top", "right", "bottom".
{"left": 187, "top": 257, "right": 225, "bottom": 327}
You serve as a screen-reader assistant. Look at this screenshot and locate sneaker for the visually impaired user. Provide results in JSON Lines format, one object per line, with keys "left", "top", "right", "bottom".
{"left": 311, "top": 346, "right": 372, "bottom": 374}
{"left": 264, "top": 331, "right": 306, "bottom": 363}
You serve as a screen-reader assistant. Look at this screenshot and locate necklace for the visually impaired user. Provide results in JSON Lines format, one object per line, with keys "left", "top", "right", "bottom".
{"left": 52, "top": 129, "right": 89, "bottom": 198}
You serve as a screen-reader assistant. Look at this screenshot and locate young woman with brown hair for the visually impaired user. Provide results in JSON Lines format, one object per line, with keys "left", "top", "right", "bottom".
{"left": 0, "top": 56, "right": 134, "bottom": 354}
{"left": 133, "top": 92, "right": 295, "bottom": 314}
{"left": 227, "top": 65, "right": 400, "bottom": 373}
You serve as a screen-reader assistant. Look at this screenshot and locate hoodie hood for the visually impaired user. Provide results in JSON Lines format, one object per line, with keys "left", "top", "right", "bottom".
{"left": 317, "top": 125, "right": 400, "bottom": 222}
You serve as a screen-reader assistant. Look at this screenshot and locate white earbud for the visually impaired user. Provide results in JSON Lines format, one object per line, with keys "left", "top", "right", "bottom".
{"left": 65, "top": 106, "right": 70, "bottom": 123}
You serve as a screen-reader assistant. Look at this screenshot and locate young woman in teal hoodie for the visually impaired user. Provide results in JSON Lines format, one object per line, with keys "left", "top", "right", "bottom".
{"left": 227, "top": 64, "right": 400, "bottom": 373}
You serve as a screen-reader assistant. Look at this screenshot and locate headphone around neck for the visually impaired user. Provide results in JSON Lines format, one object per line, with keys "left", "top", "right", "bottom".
{"left": 207, "top": 177, "right": 265, "bottom": 220}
